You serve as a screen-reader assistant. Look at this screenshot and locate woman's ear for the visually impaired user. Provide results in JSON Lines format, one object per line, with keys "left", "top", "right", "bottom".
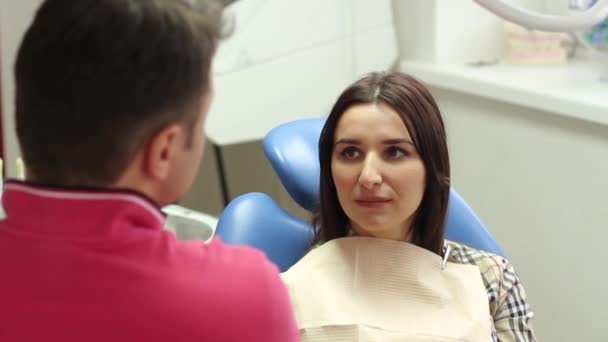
{"left": 144, "top": 124, "right": 183, "bottom": 181}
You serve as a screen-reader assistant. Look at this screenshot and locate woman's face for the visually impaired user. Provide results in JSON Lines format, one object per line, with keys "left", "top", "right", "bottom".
{"left": 331, "top": 103, "right": 426, "bottom": 241}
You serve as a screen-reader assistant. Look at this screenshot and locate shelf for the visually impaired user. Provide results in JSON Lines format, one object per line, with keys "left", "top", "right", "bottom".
{"left": 399, "top": 57, "right": 607, "bottom": 127}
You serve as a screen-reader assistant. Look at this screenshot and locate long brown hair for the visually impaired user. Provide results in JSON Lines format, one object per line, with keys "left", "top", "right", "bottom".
{"left": 313, "top": 71, "right": 450, "bottom": 255}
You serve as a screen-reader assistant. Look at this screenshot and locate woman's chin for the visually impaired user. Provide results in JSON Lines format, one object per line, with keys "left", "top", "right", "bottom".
{"left": 351, "top": 226, "right": 406, "bottom": 241}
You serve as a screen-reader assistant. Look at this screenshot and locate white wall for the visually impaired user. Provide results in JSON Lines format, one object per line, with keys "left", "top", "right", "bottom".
{"left": 433, "top": 87, "right": 608, "bottom": 342}
{"left": 0, "top": 0, "right": 41, "bottom": 178}
{"left": 207, "top": 0, "right": 397, "bottom": 144}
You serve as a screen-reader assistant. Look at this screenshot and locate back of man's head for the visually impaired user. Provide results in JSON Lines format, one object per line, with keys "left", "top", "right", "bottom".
{"left": 15, "top": 0, "right": 225, "bottom": 187}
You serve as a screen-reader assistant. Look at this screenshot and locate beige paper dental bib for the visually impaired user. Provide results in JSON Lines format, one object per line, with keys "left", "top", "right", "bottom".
{"left": 281, "top": 237, "right": 492, "bottom": 342}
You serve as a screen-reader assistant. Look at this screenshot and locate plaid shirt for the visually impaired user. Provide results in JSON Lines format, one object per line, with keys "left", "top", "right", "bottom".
{"left": 447, "top": 241, "right": 537, "bottom": 342}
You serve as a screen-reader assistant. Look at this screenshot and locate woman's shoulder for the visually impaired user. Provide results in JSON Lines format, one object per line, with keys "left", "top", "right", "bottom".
{"left": 446, "top": 242, "right": 537, "bottom": 341}
{"left": 445, "top": 241, "right": 511, "bottom": 302}
{"left": 446, "top": 240, "right": 508, "bottom": 273}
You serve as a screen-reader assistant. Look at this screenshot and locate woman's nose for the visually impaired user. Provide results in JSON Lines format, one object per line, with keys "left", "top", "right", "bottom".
{"left": 358, "top": 155, "right": 382, "bottom": 189}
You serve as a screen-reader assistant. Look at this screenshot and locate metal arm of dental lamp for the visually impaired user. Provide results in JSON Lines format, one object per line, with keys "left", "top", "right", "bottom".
{"left": 474, "top": 0, "right": 608, "bottom": 31}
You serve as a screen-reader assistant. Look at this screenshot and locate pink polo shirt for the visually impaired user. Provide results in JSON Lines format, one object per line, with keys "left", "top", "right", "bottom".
{"left": 0, "top": 181, "right": 299, "bottom": 342}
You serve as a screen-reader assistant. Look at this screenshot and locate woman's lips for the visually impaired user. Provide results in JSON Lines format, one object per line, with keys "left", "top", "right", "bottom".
{"left": 355, "top": 198, "right": 392, "bottom": 208}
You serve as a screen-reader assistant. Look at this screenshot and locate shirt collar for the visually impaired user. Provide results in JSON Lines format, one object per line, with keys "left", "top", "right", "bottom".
{"left": 1, "top": 180, "right": 166, "bottom": 237}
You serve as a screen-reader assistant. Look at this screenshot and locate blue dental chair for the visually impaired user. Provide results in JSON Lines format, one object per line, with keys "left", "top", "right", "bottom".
{"left": 216, "top": 118, "right": 504, "bottom": 272}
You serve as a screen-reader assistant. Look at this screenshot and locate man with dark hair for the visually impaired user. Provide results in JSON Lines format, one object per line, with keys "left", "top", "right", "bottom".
{"left": 0, "top": 1, "right": 299, "bottom": 341}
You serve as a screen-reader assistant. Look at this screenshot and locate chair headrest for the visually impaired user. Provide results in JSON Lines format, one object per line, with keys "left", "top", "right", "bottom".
{"left": 263, "top": 117, "right": 325, "bottom": 211}
{"left": 261, "top": 117, "right": 505, "bottom": 257}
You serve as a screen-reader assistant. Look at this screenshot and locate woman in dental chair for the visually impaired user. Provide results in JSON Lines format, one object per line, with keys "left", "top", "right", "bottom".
{"left": 281, "top": 72, "right": 536, "bottom": 342}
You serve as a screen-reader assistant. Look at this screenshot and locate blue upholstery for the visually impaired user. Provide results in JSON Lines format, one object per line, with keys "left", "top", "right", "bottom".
{"left": 217, "top": 118, "right": 505, "bottom": 271}
{"left": 262, "top": 118, "right": 323, "bottom": 212}
{"left": 445, "top": 189, "right": 505, "bottom": 256}
{"left": 215, "top": 193, "right": 314, "bottom": 272}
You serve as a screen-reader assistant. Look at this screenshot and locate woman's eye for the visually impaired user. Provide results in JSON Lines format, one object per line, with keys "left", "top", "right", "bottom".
{"left": 385, "top": 146, "right": 407, "bottom": 159}
{"left": 340, "top": 147, "right": 360, "bottom": 159}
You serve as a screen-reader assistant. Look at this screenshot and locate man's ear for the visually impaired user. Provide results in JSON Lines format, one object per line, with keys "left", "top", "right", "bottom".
{"left": 144, "top": 124, "right": 183, "bottom": 181}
